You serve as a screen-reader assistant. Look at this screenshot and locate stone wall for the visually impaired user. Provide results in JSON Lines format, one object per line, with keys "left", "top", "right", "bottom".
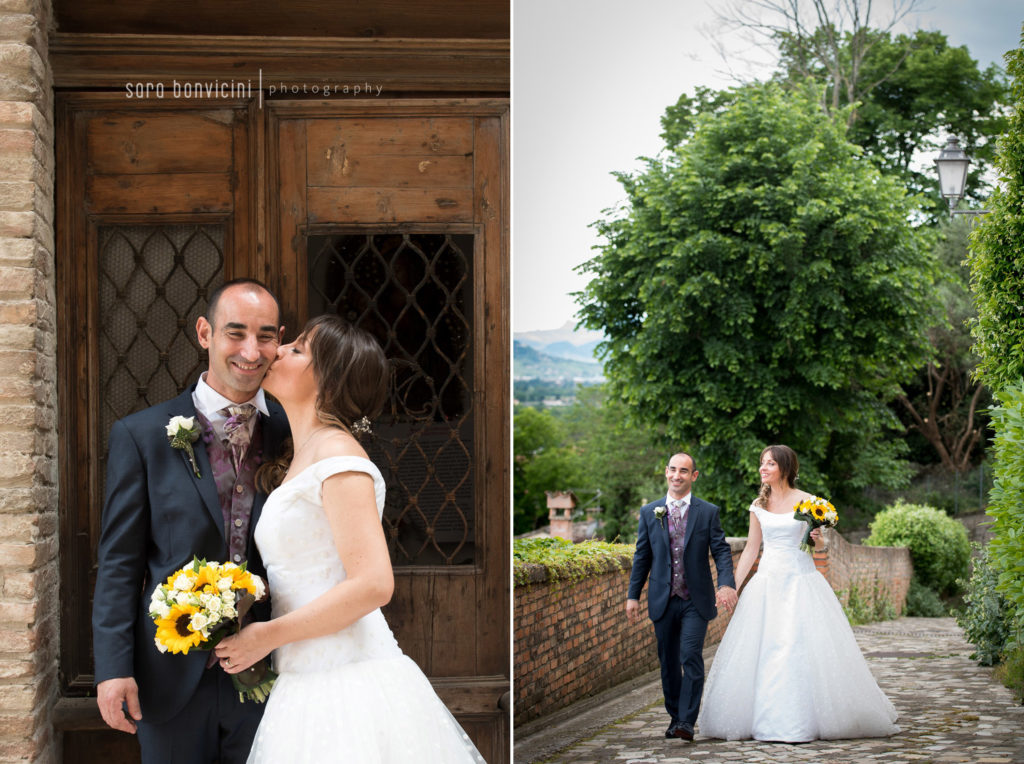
{"left": 514, "top": 534, "right": 912, "bottom": 726}
{"left": 0, "top": 1, "right": 57, "bottom": 762}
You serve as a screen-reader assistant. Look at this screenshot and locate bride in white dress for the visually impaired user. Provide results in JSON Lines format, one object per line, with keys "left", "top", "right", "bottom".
{"left": 697, "top": 444, "right": 899, "bottom": 743}
{"left": 215, "top": 315, "right": 485, "bottom": 763}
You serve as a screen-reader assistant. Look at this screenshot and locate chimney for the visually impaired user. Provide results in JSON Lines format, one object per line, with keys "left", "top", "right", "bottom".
{"left": 546, "top": 490, "right": 577, "bottom": 541}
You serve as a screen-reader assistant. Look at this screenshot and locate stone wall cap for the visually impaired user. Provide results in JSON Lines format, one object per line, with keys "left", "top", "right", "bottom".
{"left": 514, "top": 553, "right": 633, "bottom": 586}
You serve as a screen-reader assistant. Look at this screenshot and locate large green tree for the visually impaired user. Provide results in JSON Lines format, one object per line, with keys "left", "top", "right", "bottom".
{"left": 782, "top": 28, "right": 1008, "bottom": 215}
{"left": 577, "top": 82, "right": 936, "bottom": 532}
{"left": 970, "top": 44, "right": 1024, "bottom": 395}
{"left": 664, "top": 30, "right": 1007, "bottom": 220}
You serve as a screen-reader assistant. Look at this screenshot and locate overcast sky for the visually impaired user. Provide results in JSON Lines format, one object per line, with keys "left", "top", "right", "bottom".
{"left": 512, "top": 0, "right": 1024, "bottom": 333}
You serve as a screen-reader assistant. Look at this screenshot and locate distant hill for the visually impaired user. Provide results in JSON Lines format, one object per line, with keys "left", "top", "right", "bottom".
{"left": 513, "top": 340, "right": 603, "bottom": 383}
{"left": 515, "top": 320, "right": 603, "bottom": 349}
{"left": 542, "top": 339, "right": 602, "bottom": 363}
{"left": 513, "top": 321, "right": 605, "bottom": 381}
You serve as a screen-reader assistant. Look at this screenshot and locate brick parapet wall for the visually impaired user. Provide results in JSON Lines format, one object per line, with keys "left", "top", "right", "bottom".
{"left": 514, "top": 541, "right": 746, "bottom": 726}
{"left": 821, "top": 528, "right": 912, "bottom": 614}
{"left": 0, "top": 1, "right": 57, "bottom": 762}
{"left": 514, "top": 535, "right": 912, "bottom": 726}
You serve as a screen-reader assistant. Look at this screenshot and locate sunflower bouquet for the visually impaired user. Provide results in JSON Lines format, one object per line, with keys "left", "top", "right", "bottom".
{"left": 149, "top": 557, "right": 276, "bottom": 702}
{"left": 792, "top": 496, "right": 838, "bottom": 554}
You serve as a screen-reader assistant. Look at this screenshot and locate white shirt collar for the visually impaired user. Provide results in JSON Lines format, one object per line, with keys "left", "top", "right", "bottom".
{"left": 192, "top": 372, "right": 269, "bottom": 421}
{"left": 666, "top": 492, "right": 692, "bottom": 509}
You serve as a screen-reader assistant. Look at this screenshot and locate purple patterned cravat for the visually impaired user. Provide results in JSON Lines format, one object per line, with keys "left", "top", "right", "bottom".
{"left": 668, "top": 499, "right": 690, "bottom": 599}
{"left": 221, "top": 404, "right": 256, "bottom": 470}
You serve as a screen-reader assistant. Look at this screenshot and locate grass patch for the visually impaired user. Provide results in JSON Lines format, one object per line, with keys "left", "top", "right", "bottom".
{"left": 839, "top": 578, "right": 898, "bottom": 625}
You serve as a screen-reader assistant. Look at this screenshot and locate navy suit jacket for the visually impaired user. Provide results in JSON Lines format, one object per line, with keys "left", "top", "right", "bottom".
{"left": 91, "top": 386, "right": 289, "bottom": 725}
{"left": 628, "top": 496, "right": 736, "bottom": 622}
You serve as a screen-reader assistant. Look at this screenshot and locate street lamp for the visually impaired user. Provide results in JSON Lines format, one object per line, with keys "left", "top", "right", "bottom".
{"left": 933, "top": 136, "right": 989, "bottom": 217}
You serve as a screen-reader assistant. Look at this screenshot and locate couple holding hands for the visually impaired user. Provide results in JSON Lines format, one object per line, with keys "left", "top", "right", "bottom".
{"left": 627, "top": 448, "right": 900, "bottom": 744}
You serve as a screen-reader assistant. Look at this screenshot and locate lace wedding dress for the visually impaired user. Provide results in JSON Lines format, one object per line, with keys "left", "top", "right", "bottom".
{"left": 248, "top": 456, "right": 486, "bottom": 763}
{"left": 697, "top": 503, "right": 899, "bottom": 742}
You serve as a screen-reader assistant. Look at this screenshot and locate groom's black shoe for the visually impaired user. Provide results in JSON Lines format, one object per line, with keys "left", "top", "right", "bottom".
{"left": 669, "top": 721, "right": 694, "bottom": 741}
{"left": 664, "top": 720, "right": 679, "bottom": 738}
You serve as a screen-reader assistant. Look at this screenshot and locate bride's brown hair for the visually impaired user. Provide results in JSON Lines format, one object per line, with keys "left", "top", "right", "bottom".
{"left": 257, "top": 315, "right": 389, "bottom": 492}
{"left": 754, "top": 444, "right": 799, "bottom": 508}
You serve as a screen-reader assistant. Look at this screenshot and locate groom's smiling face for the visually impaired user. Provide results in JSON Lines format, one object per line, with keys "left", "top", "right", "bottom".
{"left": 197, "top": 285, "right": 282, "bottom": 403}
{"left": 665, "top": 453, "right": 697, "bottom": 500}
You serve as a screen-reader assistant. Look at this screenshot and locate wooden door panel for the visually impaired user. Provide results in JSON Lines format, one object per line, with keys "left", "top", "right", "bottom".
{"left": 305, "top": 117, "right": 475, "bottom": 160}
{"left": 305, "top": 116, "right": 477, "bottom": 224}
{"left": 85, "top": 112, "right": 235, "bottom": 174}
{"left": 308, "top": 153, "right": 474, "bottom": 189}
{"left": 306, "top": 186, "right": 474, "bottom": 223}
{"left": 85, "top": 173, "right": 234, "bottom": 214}
{"left": 57, "top": 97, "right": 257, "bottom": 764}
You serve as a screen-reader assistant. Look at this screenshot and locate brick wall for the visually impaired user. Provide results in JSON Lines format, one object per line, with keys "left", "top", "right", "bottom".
{"left": 514, "top": 534, "right": 912, "bottom": 726}
{"left": 820, "top": 528, "right": 912, "bottom": 614}
{"left": 0, "top": 1, "right": 57, "bottom": 762}
{"left": 514, "top": 541, "right": 745, "bottom": 726}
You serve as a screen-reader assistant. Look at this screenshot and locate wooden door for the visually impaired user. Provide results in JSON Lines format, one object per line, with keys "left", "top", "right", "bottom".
{"left": 269, "top": 102, "right": 509, "bottom": 759}
{"left": 56, "top": 95, "right": 509, "bottom": 762}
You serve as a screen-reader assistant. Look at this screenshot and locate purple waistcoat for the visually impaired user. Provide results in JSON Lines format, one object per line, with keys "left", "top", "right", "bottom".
{"left": 668, "top": 504, "right": 690, "bottom": 600}
{"left": 196, "top": 412, "right": 263, "bottom": 564}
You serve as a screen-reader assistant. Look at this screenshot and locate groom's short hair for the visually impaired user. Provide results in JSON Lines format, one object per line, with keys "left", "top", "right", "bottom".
{"left": 206, "top": 278, "right": 280, "bottom": 327}
{"left": 668, "top": 452, "right": 697, "bottom": 472}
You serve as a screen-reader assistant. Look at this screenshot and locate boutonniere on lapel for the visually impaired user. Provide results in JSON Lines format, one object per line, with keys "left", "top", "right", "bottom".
{"left": 166, "top": 415, "right": 202, "bottom": 478}
{"left": 653, "top": 505, "right": 667, "bottom": 529}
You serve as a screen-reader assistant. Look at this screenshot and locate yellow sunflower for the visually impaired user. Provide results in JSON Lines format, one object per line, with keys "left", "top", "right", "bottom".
{"left": 811, "top": 505, "right": 826, "bottom": 521}
{"left": 192, "top": 563, "right": 224, "bottom": 593}
{"left": 222, "top": 566, "right": 258, "bottom": 595}
{"left": 154, "top": 603, "right": 204, "bottom": 654}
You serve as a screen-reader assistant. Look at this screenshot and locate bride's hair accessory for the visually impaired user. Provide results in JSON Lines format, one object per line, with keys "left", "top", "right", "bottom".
{"left": 351, "top": 416, "right": 373, "bottom": 435}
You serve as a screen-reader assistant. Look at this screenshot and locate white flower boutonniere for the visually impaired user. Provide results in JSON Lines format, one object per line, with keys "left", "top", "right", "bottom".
{"left": 653, "top": 505, "right": 667, "bottom": 529}
{"left": 166, "top": 415, "right": 202, "bottom": 478}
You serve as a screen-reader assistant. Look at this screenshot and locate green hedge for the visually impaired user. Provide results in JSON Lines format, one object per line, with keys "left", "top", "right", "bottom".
{"left": 864, "top": 499, "right": 970, "bottom": 595}
{"left": 986, "top": 383, "right": 1024, "bottom": 632}
{"left": 513, "top": 537, "right": 635, "bottom": 586}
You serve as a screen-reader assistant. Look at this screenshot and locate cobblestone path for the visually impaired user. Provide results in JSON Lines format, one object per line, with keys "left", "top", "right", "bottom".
{"left": 515, "top": 618, "right": 1024, "bottom": 764}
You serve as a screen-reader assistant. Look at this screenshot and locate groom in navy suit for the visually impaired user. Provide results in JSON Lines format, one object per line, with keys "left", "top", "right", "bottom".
{"left": 92, "top": 279, "right": 289, "bottom": 763}
{"left": 627, "top": 452, "right": 737, "bottom": 741}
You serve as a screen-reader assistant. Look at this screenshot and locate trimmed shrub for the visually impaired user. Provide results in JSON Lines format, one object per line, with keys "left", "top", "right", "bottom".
{"left": 906, "top": 576, "right": 946, "bottom": 618}
{"left": 956, "top": 544, "right": 1011, "bottom": 665}
{"left": 864, "top": 499, "right": 970, "bottom": 595}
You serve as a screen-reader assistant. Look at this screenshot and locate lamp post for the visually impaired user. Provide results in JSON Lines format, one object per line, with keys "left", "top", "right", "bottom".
{"left": 933, "top": 136, "right": 989, "bottom": 217}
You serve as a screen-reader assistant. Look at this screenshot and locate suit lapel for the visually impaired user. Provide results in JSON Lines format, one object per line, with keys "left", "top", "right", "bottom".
{"left": 167, "top": 388, "right": 226, "bottom": 542}
{"left": 682, "top": 498, "right": 700, "bottom": 553}
{"left": 653, "top": 502, "right": 671, "bottom": 557}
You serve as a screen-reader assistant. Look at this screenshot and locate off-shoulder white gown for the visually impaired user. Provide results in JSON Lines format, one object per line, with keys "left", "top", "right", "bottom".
{"left": 697, "top": 503, "right": 899, "bottom": 742}
{"left": 247, "top": 456, "right": 485, "bottom": 763}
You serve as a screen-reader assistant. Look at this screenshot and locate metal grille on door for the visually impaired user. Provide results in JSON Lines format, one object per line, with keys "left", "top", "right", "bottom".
{"left": 307, "top": 232, "right": 475, "bottom": 566}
